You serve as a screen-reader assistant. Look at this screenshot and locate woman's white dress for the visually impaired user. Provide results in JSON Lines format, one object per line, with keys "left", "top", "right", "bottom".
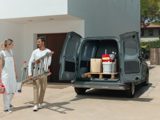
{"left": 1, "top": 50, "right": 17, "bottom": 94}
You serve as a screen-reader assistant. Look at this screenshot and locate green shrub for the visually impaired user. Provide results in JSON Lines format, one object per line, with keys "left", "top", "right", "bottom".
{"left": 141, "top": 40, "right": 160, "bottom": 50}
{"left": 140, "top": 40, "right": 160, "bottom": 59}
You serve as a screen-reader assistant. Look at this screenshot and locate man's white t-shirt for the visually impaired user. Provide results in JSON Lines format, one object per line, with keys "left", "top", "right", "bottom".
{"left": 28, "top": 48, "right": 52, "bottom": 76}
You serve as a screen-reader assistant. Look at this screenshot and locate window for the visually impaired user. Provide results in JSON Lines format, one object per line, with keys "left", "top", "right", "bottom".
{"left": 158, "top": 29, "right": 160, "bottom": 36}
{"left": 124, "top": 40, "right": 137, "bottom": 55}
{"left": 148, "top": 29, "right": 153, "bottom": 36}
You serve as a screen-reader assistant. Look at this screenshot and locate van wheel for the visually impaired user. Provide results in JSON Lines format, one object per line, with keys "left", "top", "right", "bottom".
{"left": 126, "top": 83, "right": 135, "bottom": 98}
{"left": 74, "top": 87, "right": 86, "bottom": 95}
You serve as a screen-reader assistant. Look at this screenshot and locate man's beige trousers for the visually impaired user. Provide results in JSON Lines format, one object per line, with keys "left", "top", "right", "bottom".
{"left": 33, "top": 75, "right": 47, "bottom": 105}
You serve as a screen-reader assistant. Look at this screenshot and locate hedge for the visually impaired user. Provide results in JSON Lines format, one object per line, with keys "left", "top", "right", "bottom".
{"left": 140, "top": 40, "right": 160, "bottom": 51}
{"left": 140, "top": 40, "right": 160, "bottom": 59}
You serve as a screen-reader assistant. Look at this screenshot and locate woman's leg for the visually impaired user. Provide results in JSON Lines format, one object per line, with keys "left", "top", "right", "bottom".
{"left": 3, "top": 94, "right": 10, "bottom": 111}
{"left": 9, "top": 93, "right": 14, "bottom": 107}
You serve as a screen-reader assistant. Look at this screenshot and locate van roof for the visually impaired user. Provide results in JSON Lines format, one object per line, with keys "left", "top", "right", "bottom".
{"left": 84, "top": 36, "right": 119, "bottom": 41}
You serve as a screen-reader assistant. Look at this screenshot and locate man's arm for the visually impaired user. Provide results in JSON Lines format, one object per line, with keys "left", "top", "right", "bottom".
{"left": 48, "top": 52, "right": 53, "bottom": 67}
{"left": 43, "top": 50, "right": 53, "bottom": 73}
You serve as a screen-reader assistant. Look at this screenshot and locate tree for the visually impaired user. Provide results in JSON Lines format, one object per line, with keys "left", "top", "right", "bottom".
{"left": 141, "top": 0, "right": 160, "bottom": 19}
{"left": 141, "top": 0, "right": 149, "bottom": 17}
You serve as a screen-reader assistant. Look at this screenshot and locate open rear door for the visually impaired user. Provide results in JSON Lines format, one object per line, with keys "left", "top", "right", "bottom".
{"left": 59, "top": 32, "right": 82, "bottom": 80}
{"left": 120, "top": 32, "right": 141, "bottom": 82}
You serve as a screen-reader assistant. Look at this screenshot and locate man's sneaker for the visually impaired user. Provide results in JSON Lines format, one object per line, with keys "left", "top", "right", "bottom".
{"left": 38, "top": 104, "right": 42, "bottom": 109}
{"left": 33, "top": 105, "right": 38, "bottom": 112}
{"left": 39, "top": 103, "right": 46, "bottom": 109}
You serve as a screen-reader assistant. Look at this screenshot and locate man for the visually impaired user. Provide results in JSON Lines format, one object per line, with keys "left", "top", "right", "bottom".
{"left": 28, "top": 37, "right": 52, "bottom": 111}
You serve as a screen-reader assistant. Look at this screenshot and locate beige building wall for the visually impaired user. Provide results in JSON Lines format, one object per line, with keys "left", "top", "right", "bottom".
{"left": 0, "top": 22, "right": 24, "bottom": 79}
{"left": 0, "top": 19, "right": 84, "bottom": 78}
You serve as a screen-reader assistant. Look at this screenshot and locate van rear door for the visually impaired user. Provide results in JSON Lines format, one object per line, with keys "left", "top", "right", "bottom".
{"left": 120, "top": 32, "right": 141, "bottom": 82}
{"left": 59, "top": 32, "right": 82, "bottom": 80}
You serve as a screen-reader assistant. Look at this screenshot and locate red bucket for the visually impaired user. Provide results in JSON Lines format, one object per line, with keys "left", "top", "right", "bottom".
{"left": 102, "top": 54, "right": 112, "bottom": 62}
{"left": 0, "top": 84, "right": 5, "bottom": 94}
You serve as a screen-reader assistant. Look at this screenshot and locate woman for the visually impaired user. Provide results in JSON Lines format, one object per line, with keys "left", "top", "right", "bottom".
{"left": 0, "top": 39, "right": 17, "bottom": 112}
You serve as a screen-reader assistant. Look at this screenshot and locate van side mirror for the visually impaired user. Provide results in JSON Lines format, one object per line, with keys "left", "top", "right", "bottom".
{"left": 141, "top": 51, "right": 145, "bottom": 58}
{"left": 141, "top": 48, "right": 149, "bottom": 60}
{"left": 138, "top": 55, "right": 143, "bottom": 61}
{"left": 141, "top": 47, "right": 146, "bottom": 57}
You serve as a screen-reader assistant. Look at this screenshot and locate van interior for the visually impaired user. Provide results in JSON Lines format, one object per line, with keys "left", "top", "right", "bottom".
{"left": 78, "top": 39, "right": 119, "bottom": 81}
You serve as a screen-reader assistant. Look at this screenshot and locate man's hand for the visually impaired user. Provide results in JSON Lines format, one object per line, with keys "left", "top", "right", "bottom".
{"left": 47, "top": 72, "right": 52, "bottom": 76}
{"left": 47, "top": 69, "right": 52, "bottom": 76}
{"left": 35, "top": 60, "right": 40, "bottom": 64}
{"left": 51, "top": 51, "right": 54, "bottom": 54}
{"left": 28, "top": 75, "right": 33, "bottom": 80}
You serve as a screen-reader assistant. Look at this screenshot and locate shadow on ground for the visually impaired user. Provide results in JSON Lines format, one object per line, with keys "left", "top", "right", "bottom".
{"left": 12, "top": 101, "right": 74, "bottom": 114}
{"left": 71, "top": 83, "right": 153, "bottom": 103}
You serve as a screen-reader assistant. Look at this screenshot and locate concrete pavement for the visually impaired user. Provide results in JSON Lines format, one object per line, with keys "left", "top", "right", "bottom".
{"left": 1, "top": 65, "right": 160, "bottom": 120}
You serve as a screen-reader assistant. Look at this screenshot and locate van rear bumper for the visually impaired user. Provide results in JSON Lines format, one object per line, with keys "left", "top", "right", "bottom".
{"left": 72, "top": 81, "right": 129, "bottom": 90}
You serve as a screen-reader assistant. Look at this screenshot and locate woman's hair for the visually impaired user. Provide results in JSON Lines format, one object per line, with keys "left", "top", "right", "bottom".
{"left": 4, "top": 39, "right": 13, "bottom": 48}
{"left": 0, "top": 39, "right": 14, "bottom": 50}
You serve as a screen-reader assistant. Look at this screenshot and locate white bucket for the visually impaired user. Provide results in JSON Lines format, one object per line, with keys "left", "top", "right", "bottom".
{"left": 102, "top": 62, "right": 116, "bottom": 73}
{"left": 111, "top": 62, "right": 116, "bottom": 73}
{"left": 102, "top": 62, "right": 112, "bottom": 73}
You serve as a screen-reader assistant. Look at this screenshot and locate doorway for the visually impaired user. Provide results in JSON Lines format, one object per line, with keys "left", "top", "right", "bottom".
{"left": 37, "top": 33, "right": 67, "bottom": 82}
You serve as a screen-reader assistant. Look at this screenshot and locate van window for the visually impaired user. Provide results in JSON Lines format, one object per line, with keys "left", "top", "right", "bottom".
{"left": 124, "top": 40, "right": 137, "bottom": 55}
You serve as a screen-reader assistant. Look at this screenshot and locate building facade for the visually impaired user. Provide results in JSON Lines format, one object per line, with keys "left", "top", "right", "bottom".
{"left": 141, "top": 24, "right": 160, "bottom": 42}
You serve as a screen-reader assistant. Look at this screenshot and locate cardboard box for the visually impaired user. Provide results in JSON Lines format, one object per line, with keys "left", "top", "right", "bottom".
{"left": 90, "top": 58, "right": 102, "bottom": 73}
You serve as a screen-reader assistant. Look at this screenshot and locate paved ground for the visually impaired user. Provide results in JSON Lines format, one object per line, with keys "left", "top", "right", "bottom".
{"left": 1, "top": 64, "right": 160, "bottom": 120}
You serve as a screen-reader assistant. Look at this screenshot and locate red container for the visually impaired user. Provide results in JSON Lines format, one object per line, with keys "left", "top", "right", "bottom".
{"left": 102, "top": 54, "right": 112, "bottom": 62}
{"left": 0, "top": 84, "right": 5, "bottom": 94}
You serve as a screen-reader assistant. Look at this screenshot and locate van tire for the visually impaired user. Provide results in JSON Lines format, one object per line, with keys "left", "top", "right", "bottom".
{"left": 74, "top": 87, "right": 86, "bottom": 95}
{"left": 126, "top": 83, "right": 135, "bottom": 98}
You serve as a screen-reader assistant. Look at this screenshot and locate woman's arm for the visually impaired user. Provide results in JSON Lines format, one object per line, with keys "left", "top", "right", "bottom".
{"left": 0, "top": 57, "right": 3, "bottom": 81}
